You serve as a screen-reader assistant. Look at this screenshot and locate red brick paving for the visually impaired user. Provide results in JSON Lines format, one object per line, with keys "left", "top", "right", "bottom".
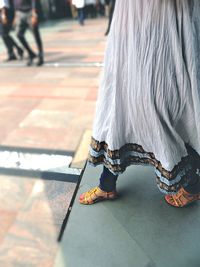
{"left": 0, "top": 18, "right": 107, "bottom": 267}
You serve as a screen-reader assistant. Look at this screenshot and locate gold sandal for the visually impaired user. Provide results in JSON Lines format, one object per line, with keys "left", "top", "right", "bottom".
{"left": 79, "top": 186, "right": 118, "bottom": 205}
{"left": 165, "top": 187, "right": 200, "bottom": 208}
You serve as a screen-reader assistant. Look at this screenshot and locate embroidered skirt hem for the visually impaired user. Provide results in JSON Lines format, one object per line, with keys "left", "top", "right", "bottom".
{"left": 89, "top": 137, "right": 200, "bottom": 194}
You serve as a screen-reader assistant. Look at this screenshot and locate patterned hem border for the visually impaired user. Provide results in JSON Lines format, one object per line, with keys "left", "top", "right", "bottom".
{"left": 88, "top": 137, "right": 199, "bottom": 194}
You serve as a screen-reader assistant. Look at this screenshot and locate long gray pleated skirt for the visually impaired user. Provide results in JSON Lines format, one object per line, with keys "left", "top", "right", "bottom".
{"left": 89, "top": 0, "right": 200, "bottom": 194}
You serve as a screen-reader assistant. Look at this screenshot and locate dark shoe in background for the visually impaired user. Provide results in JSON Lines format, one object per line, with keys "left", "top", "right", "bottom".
{"left": 27, "top": 53, "right": 37, "bottom": 66}
{"left": 4, "top": 54, "right": 17, "bottom": 62}
{"left": 36, "top": 55, "right": 44, "bottom": 66}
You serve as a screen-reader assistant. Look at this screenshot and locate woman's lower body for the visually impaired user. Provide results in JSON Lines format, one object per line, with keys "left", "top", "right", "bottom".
{"left": 80, "top": 161, "right": 200, "bottom": 207}
{"left": 99, "top": 164, "right": 200, "bottom": 196}
{"left": 80, "top": 0, "right": 200, "bottom": 207}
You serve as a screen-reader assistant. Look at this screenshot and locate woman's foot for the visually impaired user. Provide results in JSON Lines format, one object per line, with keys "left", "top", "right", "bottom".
{"left": 165, "top": 187, "right": 200, "bottom": 208}
{"left": 79, "top": 186, "right": 118, "bottom": 205}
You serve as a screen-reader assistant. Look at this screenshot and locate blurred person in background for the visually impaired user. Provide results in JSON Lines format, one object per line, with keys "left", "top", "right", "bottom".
{"left": 13, "top": 0, "right": 44, "bottom": 66}
{"left": 0, "top": 0, "right": 23, "bottom": 61}
{"left": 97, "top": 0, "right": 105, "bottom": 16}
{"left": 85, "top": 0, "right": 96, "bottom": 19}
{"left": 67, "top": 0, "right": 77, "bottom": 19}
{"left": 72, "top": 0, "right": 85, "bottom": 25}
{"left": 104, "top": 0, "right": 109, "bottom": 17}
{"left": 104, "top": 0, "right": 115, "bottom": 36}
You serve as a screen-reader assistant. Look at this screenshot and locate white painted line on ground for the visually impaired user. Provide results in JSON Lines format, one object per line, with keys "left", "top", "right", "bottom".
{"left": 0, "top": 150, "right": 72, "bottom": 172}
{"left": 0, "top": 62, "right": 104, "bottom": 68}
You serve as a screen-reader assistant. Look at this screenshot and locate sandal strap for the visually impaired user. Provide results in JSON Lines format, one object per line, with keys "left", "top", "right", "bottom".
{"left": 168, "top": 187, "right": 200, "bottom": 207}
{"left": 81, "top": 187, "right": 117, "bottom": 204}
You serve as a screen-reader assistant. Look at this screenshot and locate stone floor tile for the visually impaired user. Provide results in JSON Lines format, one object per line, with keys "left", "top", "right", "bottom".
{"left": 83, "top": 56, "right": 104, "bottom": 62}
{"left": 0, "top": 17, "right": 106, "bottom": 267}
{"left": 68, "top": 113, "right": 95, "bottom": 131}
{"left": 34, "top": 71, "right": 68, "bottom": 81}
{"left": 0, "top": 85, "right": 20, "bottom": 96}
{"left": 60, "top": 78, "right": 96, "bottom": 87}
{"left": 62, "top": 130, "right": 84, "bottom": 151}
{"left": 0, "top": 176, "right": 35, "bottom": 211}
{"left": 12, "top": 85, "right": 57, "bottom": 99}
{"left": 0, "top": 210, "right": 18, "bottom": 245}
{"left": 35, "top": 99, "right": 83, "bottom": 114}
{"left": 0, "top": 99, "right": 40, "bottom": 142}
{"left": 2, "top": 127, "right": 73, "bottom": 150}
{"left": 0, "top": 179, "right": 77, "bottom": 267}
{"left": 19, "top": 110, "right": 74, "bottom": 129}
{"left": 85, "top": 87, "right": 98, "bottom": 101}
{"left": 50, "top": 87, "right": 90, "bottom": 99}
{"left": 0, "top": 98, "right": 39, "bottom": 109}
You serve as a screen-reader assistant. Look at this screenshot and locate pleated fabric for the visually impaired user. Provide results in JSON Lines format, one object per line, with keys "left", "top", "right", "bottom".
{"left": 89, "top": 0, "right": 200, "bottom": 194}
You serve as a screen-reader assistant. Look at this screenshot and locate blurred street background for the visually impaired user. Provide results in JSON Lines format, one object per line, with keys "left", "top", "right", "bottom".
{"left": 0, "top": 1, "right": 107, "bottom": 265}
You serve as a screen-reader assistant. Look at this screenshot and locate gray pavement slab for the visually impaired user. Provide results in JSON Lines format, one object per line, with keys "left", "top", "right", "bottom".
{"left": 55, "top": 164, "right": 200, "bottom": 267}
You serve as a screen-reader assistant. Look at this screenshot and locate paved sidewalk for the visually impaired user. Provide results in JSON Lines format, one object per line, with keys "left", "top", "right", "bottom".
{"left": 0, "top": 18, "right": 106, "bottom": 152}
{"left": 0, "top": 18, "right": 107, "bottom": 267}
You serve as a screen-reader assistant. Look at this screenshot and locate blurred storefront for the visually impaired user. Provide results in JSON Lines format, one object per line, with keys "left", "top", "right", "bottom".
{"left": 39, "top": 0, "right": 72, "bottom": 20}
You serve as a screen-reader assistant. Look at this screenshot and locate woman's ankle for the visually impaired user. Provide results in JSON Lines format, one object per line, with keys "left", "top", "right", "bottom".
{"left": 99, "top": 184, "right": 116, "bottom": 193}
{"left": 184, "top": 172, "right": 200, "bottom": 194}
